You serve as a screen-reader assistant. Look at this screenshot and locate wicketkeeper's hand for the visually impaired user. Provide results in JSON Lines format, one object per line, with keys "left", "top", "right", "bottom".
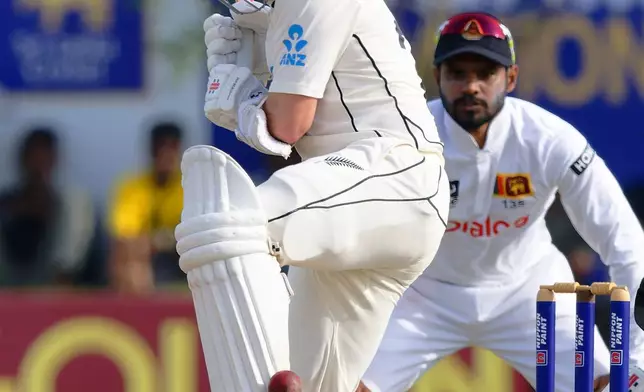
{"left": 594, "top": 374, "right": 609, "bottom": 391}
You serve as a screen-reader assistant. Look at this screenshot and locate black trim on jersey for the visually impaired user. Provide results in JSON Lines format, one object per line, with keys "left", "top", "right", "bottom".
{"left": 403, "top": 115, "right": 443, "bottom": 146}
{"left": 332, "top": 71, "right": 359, "bottom": 133}
{"left": 351, "top": 34, "right": 444, "bottom": 149}
{"left": 269, "top": 157, "right": 446, "bottom": 228}
{"left": 351, "top": 34, "right": 417, "bottom": 148}
{"left": 426, "top": 168, "right": 447, "bottom": 227}
{"left": 373, "top": 130, "right": 382, "bottom": 137}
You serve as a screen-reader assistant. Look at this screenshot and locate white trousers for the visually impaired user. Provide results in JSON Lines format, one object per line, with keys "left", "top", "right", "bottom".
{"left": 259, "top": 137, "right": 450, "bottom": 392}
{"left": 363, "top": 254, "right": 611, "bottom": 392}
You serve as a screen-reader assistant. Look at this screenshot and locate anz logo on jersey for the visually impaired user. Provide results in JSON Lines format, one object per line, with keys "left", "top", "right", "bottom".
{"left": 280, "top": 24, "right": 308, "bottom": 67}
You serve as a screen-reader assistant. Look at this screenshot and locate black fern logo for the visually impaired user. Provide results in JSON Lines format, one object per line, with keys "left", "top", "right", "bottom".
{"left": 323, "top": 156, "right": 364, "bottom": 170}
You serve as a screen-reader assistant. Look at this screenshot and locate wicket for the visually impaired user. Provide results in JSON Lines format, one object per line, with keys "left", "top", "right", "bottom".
{"left": 536, "top": 282, "right": 631, "bottom": 392}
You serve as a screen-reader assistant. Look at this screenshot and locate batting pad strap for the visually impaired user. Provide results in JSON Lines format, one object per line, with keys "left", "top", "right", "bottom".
{"left": 179, "top": 240, "right": 269, "bottom": 273}
{"left": 177, "top": 225, "right": 267, "bottom": 254}
{"left": 176, "top": 211, "right": 271, "bottom": 273}
{"left": 175, "top": 210, "right": 266, "bottom": 238}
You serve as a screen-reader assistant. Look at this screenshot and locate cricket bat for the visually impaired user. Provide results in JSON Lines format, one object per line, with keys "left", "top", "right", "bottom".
{"left": 237, "top": 27, "right": 254, "bottom": 70}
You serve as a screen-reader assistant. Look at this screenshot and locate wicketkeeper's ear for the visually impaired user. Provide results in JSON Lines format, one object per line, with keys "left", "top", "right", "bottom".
{"left": 506, "top": 64, "right": 519, "bottom": 94}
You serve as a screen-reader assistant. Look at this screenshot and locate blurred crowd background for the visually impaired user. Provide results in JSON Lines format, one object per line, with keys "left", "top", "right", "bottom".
{"left": 0, "top": 0, "right": 642, "bottom": 390}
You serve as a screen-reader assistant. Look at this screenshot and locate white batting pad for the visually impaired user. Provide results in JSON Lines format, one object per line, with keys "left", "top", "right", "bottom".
{"left": 176, "top": 145, "right": 291, "bottom": 392}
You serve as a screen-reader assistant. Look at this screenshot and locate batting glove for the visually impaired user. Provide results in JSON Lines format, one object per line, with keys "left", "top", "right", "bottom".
{"left": 205, "top": 64, "right": 263, "bottom": 131}
{"left": 204, "top": 64, "right": 291, "bottom": 158}
{"left": 235, "top": 90, "right": 292, "bottom": 159}
{"left": 204, "top": 14, "right": 241, "bottom": 72}
{"left": 203, "top": 11, "right": 269, "bottom": 81}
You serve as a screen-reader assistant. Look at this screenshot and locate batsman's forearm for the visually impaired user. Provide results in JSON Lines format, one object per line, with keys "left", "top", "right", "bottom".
{"left": 264, "top": 92, "right": 317, "bottom": 145}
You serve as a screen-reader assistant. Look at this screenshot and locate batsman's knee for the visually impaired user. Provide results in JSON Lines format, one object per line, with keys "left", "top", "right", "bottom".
{"left": 176, "top": 210, "right": 270, "bottom": 274}
{"left": 176, "top": 145, "right": 274, "bottom": 272}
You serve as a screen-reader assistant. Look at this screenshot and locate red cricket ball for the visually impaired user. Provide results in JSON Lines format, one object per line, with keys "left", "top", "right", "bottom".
{"left": 267, "top": 370, "right": 302, "bottom": 392}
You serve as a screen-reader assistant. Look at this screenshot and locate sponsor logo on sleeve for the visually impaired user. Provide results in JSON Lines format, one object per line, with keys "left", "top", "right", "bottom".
{"left": 280, "top": 24, "right": 307, "bottom": 67}
{"left": 570, "top": 144, "right": 595, "bottom": 175}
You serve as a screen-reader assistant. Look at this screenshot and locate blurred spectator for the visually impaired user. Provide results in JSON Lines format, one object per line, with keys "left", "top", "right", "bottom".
{"left": 107, "top": 121, "right": 184, "bottom": 294}
{"left": 0, "top": 127, "right": 98, "bottom": 287}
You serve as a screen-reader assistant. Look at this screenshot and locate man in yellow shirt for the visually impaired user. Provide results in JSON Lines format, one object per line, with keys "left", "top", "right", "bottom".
{"left": 108, "top": 122, "right": 183, "bottom": 293}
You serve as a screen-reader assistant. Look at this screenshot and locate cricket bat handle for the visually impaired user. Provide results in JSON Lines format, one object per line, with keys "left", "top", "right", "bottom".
{"left": 238, "top": 27, "right": 254, "bottom": 70}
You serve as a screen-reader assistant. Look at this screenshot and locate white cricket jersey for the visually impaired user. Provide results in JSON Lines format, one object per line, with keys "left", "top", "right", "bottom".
{"left": 265, "top": 0, "right": 443, "bottom": 160}
{"left": 418, "top": 97, "right": 644, "bottom": 289}
{"left": 415, "top": 97, "right": 644, "bottom": 366}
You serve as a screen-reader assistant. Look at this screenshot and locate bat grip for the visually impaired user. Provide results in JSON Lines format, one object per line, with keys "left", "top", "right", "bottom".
{"left": 237, "top": 27, "right": 254, "bottom": 69}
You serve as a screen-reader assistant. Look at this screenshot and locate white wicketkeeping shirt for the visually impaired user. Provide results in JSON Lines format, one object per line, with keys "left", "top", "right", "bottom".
{"left": 265, "top": 0, "right": 443, "bottom": 160}
{"left": 417, "top": 96, "right": 644, "bottom": 365}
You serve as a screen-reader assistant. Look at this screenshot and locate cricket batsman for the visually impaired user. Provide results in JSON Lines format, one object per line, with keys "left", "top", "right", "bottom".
{"left": 174, "top": 0, "right": 450, "bottom": 391}
{"left": 359, "top": 12, "right": 644, "bottom": 392}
